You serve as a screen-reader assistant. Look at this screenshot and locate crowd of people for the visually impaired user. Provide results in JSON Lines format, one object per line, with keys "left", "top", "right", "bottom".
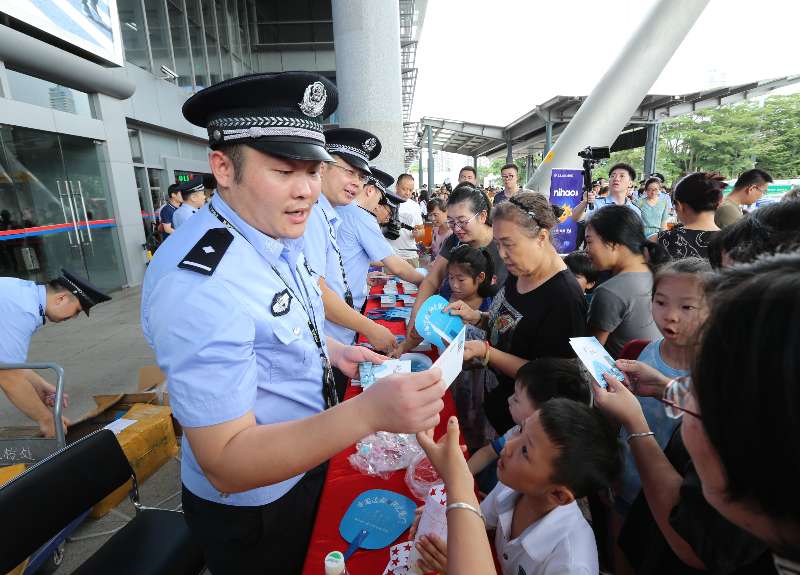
{"left": 405, "top": 163, "right": 800, "bottom": 575}
{"left": 2, "top": 69, "right": 799, "bottom": 575}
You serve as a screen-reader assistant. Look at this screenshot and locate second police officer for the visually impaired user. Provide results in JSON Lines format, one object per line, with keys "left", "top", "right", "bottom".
{"left": 140, "top": 72, "right": 446, "bottom": 574}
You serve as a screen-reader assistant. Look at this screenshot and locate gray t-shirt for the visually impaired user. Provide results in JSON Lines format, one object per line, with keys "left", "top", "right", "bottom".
{"left": 588, "top": 272, "right": 661, "bottom": 357}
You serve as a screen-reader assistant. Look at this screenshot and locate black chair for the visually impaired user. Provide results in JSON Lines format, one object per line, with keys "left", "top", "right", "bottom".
{"left": 0, "top": 429, "right": 205, "bottom": 575}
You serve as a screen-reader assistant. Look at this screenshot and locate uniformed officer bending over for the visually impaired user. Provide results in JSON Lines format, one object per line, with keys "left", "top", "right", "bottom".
{"left": 141, "top": 72, "right": 446, "bottom": 574}
{"left": 304, "top": 128, "right": 398, "bottom": 354}
{"left": 0, "top": 269, "right": 110, "bottom": 436}
{"left": 172, "top": 177, "right": 206, "bottom": 229}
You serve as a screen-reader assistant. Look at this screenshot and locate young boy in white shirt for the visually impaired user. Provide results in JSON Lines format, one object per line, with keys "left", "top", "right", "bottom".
{"left": 415, "top": 398, "right": 621, "bottom": 575}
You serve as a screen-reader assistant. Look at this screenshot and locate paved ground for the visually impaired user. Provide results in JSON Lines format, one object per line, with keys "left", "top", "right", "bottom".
{"left": 2, "top": 287, "right": 195, "bottom": 574}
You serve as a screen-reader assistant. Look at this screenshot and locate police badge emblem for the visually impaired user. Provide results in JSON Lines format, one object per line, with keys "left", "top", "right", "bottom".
{"left": 298, "top": 81, "right": 327, "bottom": 117}
{"left": 271, "top": 289, "right": 292, "bottom": 316}
{"left": 363, "top": 137, "right": 377, "bottom": 153}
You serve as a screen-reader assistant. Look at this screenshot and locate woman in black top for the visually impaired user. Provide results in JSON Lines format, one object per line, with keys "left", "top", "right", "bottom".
{"left": 447, "top": 192, "right": 587, "bottom": 434}
{"left": 655, "top": 172, "right": 724, "bottom": 259}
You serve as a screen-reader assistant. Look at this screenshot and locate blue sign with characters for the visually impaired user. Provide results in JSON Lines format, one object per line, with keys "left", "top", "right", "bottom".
{"left": 549, "top": 169, "right": 585, "bottom": 254}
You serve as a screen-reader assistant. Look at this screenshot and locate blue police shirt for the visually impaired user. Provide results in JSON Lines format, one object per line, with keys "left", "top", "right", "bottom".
{"left": 141, "top": 194, "right": 327, "bottom": 507}
{"left": 588, "top": 195, "right": 643, "bottom": 219}
{"left": 303, "top": 193, "right": 354, "bottom": 344}
{"left": 171, "top": 204, "right": 197, "bottom": 229}
{"left": 336, "top": 203, "right": 394, "bottom": 313}
{"left": 0, "top": 277, "right": 46, "bottom": 363}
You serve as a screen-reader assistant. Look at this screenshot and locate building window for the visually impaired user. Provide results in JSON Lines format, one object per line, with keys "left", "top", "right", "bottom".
{"left": 118, "top": 0, "right": 152, "bottom": 71}
{"left": 186, "top": 0, "right": 210, "bottom": 90}
{"left": 128, "top": 129, "right": 144, "bottom": 163}
{"left": 5, "top": 69, "right": 95, "bottom": 118}
{"left": 144, "top": 0, "right": 175, "bottom": 80}
{"left": 167, "top": 0, "right": 193, "bottom": 91}
{"left": 201, "top": 0, "right": 222, "bottom": 85}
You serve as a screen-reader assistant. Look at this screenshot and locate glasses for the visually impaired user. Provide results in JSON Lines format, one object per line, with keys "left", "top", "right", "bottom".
{"left": 661, "top": 376, "right": 702, "bottom": 419}
{"left": 329, "top": 163, "right": 369, "bottom": 184}
{"left": 501, "top": 174, "right": 516, "bottom": 180}
{"left": 446, "top": 212, "right": 478, "bottom": 230}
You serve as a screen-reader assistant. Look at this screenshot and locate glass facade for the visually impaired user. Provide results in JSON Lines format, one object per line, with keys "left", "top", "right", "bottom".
{"left": 0, "top": 126, "right": 126, "bottom": 290}
{"left": 120, "top": 0, "right": 256, "bottom": 90}
{"left": 5, "top": 69, "right": 95, "bottom": 118}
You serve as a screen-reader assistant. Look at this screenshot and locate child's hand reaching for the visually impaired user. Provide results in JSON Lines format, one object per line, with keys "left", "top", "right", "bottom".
{"left": 416, "top": 417, "right": 473, "bottom": 494}
{"left": 416, "top": 533, "right": 448, "bottom": 574}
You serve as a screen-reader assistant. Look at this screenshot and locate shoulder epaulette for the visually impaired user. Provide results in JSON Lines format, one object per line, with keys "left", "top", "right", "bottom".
{"left": 178, "top": 227, "right": 234, "bottom": 276}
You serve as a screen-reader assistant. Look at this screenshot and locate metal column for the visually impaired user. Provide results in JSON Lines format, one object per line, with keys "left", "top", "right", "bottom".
{"left": 505, "top": 136, "right": 513, "bottom": 165}
{"left": 418, "top": 150, "right": 424, "bottom": 190}
{"left": 643, "top": 122, "right": 660, "bottom": 176}
{"left": 527, "top": 0, "right": 711, "bottom": 194}
{"left": 544, "top": 121, "right": 553, "bottom": 155}
{"left": 427, "top": 125, "right": 435, "bottom": 191}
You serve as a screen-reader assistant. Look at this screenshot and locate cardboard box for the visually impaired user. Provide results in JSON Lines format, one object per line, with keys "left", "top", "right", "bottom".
{"left": 76, "top": 403, "right": 179, "bottom": 519}
{"left": 138, "top": 365, "right": 166, "bottom": 393}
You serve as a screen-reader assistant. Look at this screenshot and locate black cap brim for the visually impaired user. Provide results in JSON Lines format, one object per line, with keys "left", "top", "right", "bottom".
{"left": 329, "top": 151, "right": 372, "bottom": 175}
{"left": 57, "top": 269, "right": 111, "bottom": 316}
{"left": 247, "top": 140, "right": 333, "bottom": 163}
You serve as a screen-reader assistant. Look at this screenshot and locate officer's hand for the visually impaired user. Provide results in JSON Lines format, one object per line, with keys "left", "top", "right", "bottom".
{"left": 365, "top": 322, "right": 398, "bottom": 355}
{"left": 332, "top": 345, "right": 387, "bottom": 379}
{"left": 585, "top": 190, "right": 596, "bottom": 204}
{"left": 38, "top": 414, "right": 70, "bottom": 438}
{"left": 363, "top": 368, "right": 444, "bottom": 433}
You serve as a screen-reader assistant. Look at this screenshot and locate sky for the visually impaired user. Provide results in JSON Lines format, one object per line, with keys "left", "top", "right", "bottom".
{"left": 411, "top": 0, "right": 800, "bottom": 127}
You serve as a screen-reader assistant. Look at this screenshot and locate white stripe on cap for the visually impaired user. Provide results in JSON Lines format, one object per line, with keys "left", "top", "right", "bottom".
{"left": 223, "top": 126, "right": 324, "bottom": 143}
{"left": 59, "top": 276, "right": 89, "bottom": 302}
{"left": 326, "top": 143, "right": 369, "bottom": 164}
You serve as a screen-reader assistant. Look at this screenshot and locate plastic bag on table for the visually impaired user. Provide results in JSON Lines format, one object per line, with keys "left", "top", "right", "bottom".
{"left": 404, "top": 451, "right": 442, "bottom": 501}
{"left": 348, "top": 432, "right": 423, "bottom": 479}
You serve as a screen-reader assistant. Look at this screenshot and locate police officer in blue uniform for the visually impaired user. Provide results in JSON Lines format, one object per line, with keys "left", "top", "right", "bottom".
{"left": 303, "top": 128, "right": 397, "bottom": 351}
{"left": 337, "top": 167, "right": 424, "bottom": 314}
{"left": 0, "top": 269, "right": 110, "bottom": 436}
{"left": 140, "top": 72, "right": 446, "bottom": 574}
{"left": 171, "top": 177, "right": 206, "bottom": 229}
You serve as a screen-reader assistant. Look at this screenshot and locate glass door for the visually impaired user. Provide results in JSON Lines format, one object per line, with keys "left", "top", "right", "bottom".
{"left": 0, "top": 126, "right": 127, "bottom": 290}
{"left": 58, "top": 133, "right": 126, "bottom": 290}
{"left": 0, "top": 125, "right": 87, "bottom": 282}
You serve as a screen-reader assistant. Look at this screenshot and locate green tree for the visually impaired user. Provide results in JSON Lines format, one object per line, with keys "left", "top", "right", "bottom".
{"left": 755, "top": 94, "right": 800, "bottom": 178}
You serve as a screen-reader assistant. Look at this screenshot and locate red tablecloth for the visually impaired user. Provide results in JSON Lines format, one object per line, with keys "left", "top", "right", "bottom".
{"left": 302, "top": 281, "right": 458, "bottom": 575}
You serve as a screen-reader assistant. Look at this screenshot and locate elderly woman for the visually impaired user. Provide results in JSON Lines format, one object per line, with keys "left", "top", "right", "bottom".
{"left": 655, "top": 172, "right": 723, "bottom": 259}
{"left": 446, "top": 192, "right": 588, "bottom": 434}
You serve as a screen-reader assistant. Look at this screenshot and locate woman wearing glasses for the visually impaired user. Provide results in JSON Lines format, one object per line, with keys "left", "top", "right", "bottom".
{"left": 402, "top": 184, "right": 508, "bottom": 352}
{"left": 444, "top": 192, "right": 589, "bottom": 435}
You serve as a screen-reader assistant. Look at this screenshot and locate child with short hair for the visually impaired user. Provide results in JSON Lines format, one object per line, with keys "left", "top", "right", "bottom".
{"left": 467, "top": 358, "right": 591, "bottom": 478}
{"left": 564, "top": 250, "right": 599, "bottom": 302}
{"left": 616, "top": 257, "right": 711, "bottom": 513}
{"left": 415, "top": 399, "right": 622, "bottom": 575}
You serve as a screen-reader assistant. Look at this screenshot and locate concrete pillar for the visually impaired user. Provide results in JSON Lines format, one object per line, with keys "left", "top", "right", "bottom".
{"left": 544, "top": 121, "right": 553, "bottom": 155}
{"left": 527, "top": 0, "right": 710, "bottom": 194}
{"left": 332, "top": 1, "right": 405, "bottom": 180}
{"left": 427, "top": 126, "right": 434, "bottom": 191}
{"left": 643, "top": 121, "right": 660, "bottom": 176}
{"left": 94, "top": 93, "right": 147, "bottom": 287}
{"left": 473, "top": 156, "right": 477, "bottom": 170}
{"left": 505, "top": 136, "right": 513, "bottom": 165}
